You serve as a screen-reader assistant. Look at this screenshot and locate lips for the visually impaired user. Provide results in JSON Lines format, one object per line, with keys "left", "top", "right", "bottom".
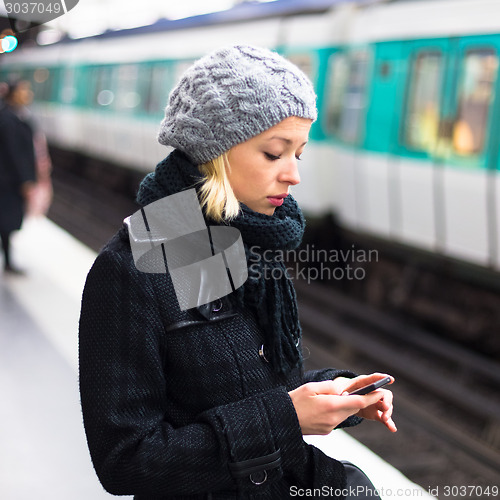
{"left": 267, "top": 193, "right": 288, "bottom": 207}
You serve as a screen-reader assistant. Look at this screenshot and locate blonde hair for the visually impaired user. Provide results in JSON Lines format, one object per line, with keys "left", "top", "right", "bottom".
{"left": 197, "top": 152, "right": 240, "bottom": 223}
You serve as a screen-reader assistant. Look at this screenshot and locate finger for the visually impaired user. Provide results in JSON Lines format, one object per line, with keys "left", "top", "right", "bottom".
{"left": 369, "top": 409, "right": 397, "bottom": 432}
{"left": 385, "top": 417, "right": 398, "bottom": 433}
{"left": 369, "top": 393, "right": 394, "bottom": 422}
{"left": 346, "top": 390, "right": 387, "bottom": 410}
{"left": 375, "top": 389, "right": 393, "bottom": 412}
{"left": 383, "top": 400, "right": 394, "bottom": 419}
{"left": 376, "top": 394, "right": 396, "bottom": 431}
{"left": 379, "top": 400, "right": 394, "bottom": 419}
{"left": 318, "top": 393, "right": 377, "bottom": 415}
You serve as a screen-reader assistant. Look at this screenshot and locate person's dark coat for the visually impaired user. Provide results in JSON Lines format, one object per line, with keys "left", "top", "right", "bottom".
{"left": 79, "top": 225, "right": 362, "bottom": 500}
{"left": 0, "top": 103, "right": 36, "bottom": 233}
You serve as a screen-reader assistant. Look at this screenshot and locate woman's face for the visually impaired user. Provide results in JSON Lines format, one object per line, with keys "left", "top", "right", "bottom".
{"left": 226, "top": 116, "right": 312, "bottom": 216}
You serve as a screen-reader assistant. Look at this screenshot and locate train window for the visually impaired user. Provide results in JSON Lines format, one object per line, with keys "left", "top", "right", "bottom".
{"left": 403, "top": 52, "right": 442, "bottom": 153}
{"left": 61, "top": 67, "right": 76, "bottom": 104}
{"left": 32, "top": 67, "right": 51, "bottom": 101}
{"left": 324, "top": 50, "right": 370, "bottom": 144}
{"left": 143, "top": 63, "right": 171, "bottom": 115}
{"left": 114, "top": 64, "right": 141, "bottom": 112}
{"left": 286, "top": 53, "right": 317, "bottom": 83}
{"left": 39, "top": 68, "right": 60, "bottom": 102}
{"left": 92, "top": 66, "right": 114, "bottom": 108}
{"left": 341, "top": 51, "right": 370, "bottom": 144}
{"left": 452, "top": 49, "right": 499, "bottom": 156}
{"left": 324, "top": 52, "right": 349, "bottom": 136}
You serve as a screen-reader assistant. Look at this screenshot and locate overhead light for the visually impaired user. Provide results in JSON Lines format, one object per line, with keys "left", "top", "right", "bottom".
{"left": 0, "top": 35, "right": 18, "bottom": 53}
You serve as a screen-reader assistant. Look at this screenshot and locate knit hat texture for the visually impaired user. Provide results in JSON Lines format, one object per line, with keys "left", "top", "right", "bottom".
{"left": 157, "top": 44, "right": 317, "bottom": 165}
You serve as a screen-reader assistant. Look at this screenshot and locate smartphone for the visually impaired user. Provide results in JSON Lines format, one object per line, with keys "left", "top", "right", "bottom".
{"left": 348, "top": 376, "right": 392, "bottom": 396}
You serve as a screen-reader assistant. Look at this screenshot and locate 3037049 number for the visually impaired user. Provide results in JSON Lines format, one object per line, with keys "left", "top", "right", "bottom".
{"left": 4, "top": 2, "right": 62, "bottom": 15}
{"left": 429, "top": 485, "right": 500, "bottom": 497}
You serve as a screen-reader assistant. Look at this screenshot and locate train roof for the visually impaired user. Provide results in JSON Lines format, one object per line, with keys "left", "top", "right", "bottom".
{"left": 60, "top": 0, "right": 374, "bottom": 43}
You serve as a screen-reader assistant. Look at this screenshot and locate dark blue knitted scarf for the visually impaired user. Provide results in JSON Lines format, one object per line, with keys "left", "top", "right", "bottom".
{"left": 136, "top": 149, "right": 306, "bottom": 374}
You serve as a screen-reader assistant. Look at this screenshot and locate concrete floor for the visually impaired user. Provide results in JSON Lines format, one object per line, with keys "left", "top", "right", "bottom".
{"left": 0, "top": 219, "right": 119, "bottom": 500}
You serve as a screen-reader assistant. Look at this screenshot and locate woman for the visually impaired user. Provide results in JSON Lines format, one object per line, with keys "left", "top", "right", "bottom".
{"left": 0, "top": 79, "right": 36, "bottom": 274}
{"left": 79, "top": 45, "right": 396, "bottom": 500}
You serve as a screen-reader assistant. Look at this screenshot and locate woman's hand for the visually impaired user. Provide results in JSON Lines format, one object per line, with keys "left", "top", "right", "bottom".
{"left": 288, "top": 373, "right": 397, "bottom": 435}
{"left": 337, "top": 373, "right": 397, "bottom": 433}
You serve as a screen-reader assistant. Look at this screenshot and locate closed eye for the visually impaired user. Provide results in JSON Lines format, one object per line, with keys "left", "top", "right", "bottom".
{"left": 264, "top": 152, "right": 281, "bottom": 161}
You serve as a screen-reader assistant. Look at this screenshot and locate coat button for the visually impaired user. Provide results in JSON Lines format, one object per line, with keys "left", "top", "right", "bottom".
{"left": 250, "top": 470, "right": 267, "bottom": 485}
{"left": 258, "top": 344, "right": 269, "bottom": 363}
{"left": 212, "top": 299, "right": 223, "bottom": 312}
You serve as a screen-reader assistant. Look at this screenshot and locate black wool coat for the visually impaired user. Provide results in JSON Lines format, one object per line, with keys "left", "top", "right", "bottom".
{"left": 79, "top": 225, "right": 362, "bottom": 500}
{"left": 0, "top": 103, "right": 36, "bottom": 233}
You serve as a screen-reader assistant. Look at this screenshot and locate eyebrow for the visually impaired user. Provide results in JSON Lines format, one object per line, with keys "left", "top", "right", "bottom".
{"left": 267, "top": 136, "right": 308, "bottom": 147}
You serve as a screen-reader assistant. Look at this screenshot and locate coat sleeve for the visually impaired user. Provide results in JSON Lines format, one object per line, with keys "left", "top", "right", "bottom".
{"left": 79, "top": 245, "right": 307, "bottom": 497}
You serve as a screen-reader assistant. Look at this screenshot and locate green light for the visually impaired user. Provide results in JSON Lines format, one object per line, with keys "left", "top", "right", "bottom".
{"left": 2, "top": 36, "right": 18, "bottom": 53}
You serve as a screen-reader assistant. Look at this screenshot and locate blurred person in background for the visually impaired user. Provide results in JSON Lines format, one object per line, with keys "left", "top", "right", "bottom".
{"left": 29, "top": 121, "right": 53, "bottom": 217}
{"left": 0, "top": 79, "right": 53, "bottom": 275}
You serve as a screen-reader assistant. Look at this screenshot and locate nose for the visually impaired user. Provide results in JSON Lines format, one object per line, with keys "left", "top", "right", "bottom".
{"left": 279, "top": 157, "right": 301, "bottom": 186}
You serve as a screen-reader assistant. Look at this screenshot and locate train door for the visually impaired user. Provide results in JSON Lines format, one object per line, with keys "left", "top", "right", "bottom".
{"left": 398, "top": 37, "right": 500, "bottom": 266}
{"left": 321, "top": 48, "right": 350, "bottom": 218}
{"left": 363, "top": 41, "right": 408, "bottom": 239}
{"left": 396, "top": 38, "right": 453, "bottom": 252}
{"left": 438, "top": 36, "right": 500, "bottom": 267}
{"left": 321, "top": 47, "right": 372, "bottom": 229}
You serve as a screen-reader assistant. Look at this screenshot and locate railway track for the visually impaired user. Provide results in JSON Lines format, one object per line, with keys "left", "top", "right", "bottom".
{"left": 48, "top": 155, "right": 500, "bottom": 497}
{"left": 47, "top": 158, "right": 139, "bottom": 252}
{"left": 296, "top": 279, "right": 500, "bottom": 496}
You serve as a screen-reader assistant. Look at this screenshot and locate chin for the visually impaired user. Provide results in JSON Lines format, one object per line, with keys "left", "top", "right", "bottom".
{"left": 246, "top": 202, "right": 275, "bottom": 216}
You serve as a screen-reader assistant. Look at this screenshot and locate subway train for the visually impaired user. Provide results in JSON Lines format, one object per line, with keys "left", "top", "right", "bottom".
{"left": 2, "top": 0, "right": 500, "bottom": 350}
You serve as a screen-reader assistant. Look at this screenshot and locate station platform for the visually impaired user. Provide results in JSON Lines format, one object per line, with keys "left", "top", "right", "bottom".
{"left": 1, "top": 216, "right": 435, "bottom": 500}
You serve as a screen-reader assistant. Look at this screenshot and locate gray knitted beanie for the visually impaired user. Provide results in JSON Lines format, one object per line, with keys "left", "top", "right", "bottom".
{"left": 157, "top": 44, "right": 317, "bottom": 165}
